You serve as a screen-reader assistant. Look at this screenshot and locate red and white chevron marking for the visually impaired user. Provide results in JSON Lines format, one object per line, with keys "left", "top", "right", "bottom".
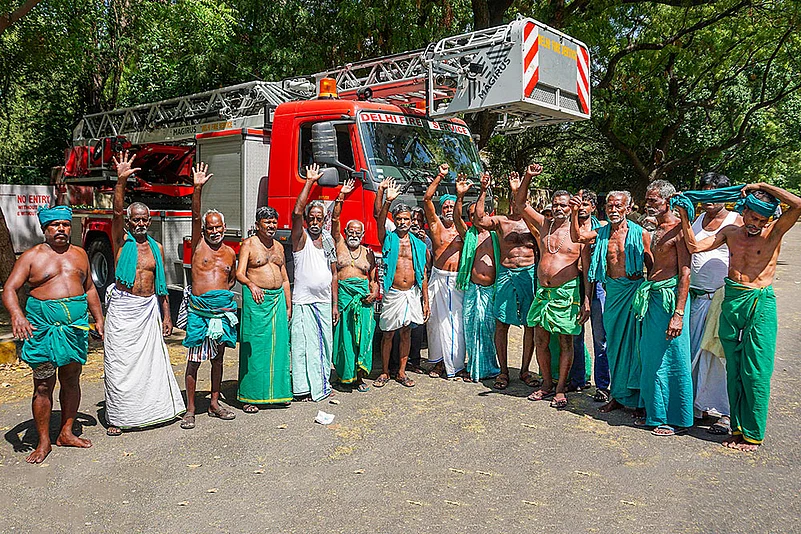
{"left": 576, "top": 45, "right": 590, "bottom": 114}
{"left": 522, "top": 21, "right": 539, "bottom": 97}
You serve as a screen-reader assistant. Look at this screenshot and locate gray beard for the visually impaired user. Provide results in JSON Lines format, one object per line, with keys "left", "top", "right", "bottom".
{"left": 346, "top": 237, "right": 361, "bottom": 248}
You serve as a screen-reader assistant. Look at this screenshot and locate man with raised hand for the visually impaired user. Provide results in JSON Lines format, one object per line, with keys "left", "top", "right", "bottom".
{"left": 236, "top": 206, "right": 292, "bottom": 411}
{"left": 3, "top": 205, "right": 105, "bottom": 462}
{"left": 571, "top": 190, "right": 651, "bottom": 415}
{"left": 290, "top": 164, "right": 339, "bottom": 402}
{"left": 422, "top": 163, "right": 467, "bottom": 380}
{"left": 332, "top": 179, "right": 379, "bottom": 392}
{"left": 633, "top": 180, "right": 693, "bottom": 437}
{"left": 514, "top": 165, "right": 590, "bottom": 409}
{"left": 677, "top": 182, "right": 801, "bottom": 451}
{"left": 103, "top": 151, "right": 185, "bottom": 436}
{"left": 454, "top": 173, "right": 501, "bottom": 383}
{"left": 181, "top": 162, "right": 239, "bottom": 429}
{"left": 686, "top": 172, "right": 741, "bottom": 435}
{"left": 375, "top": 178, "right": 429, "bottom": 389}
{"left": 473, "top": 172, "right": 539, "bottom": 391}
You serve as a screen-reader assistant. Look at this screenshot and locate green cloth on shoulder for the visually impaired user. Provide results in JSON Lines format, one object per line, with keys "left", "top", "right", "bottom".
{"left": 637, "top": 276, "right": 693, "bottom": 428}
{"left": 719, "top": 278, "right": 777, "bottom": 444}
{"left": 604, "top": 277, "right": 644, "bottom": 408}
{"left": 116, "top": 231, "right": 168, "bottom": 296}
{"left": 588, "top": 221, "right": 645, "bottom": 283}
{"left": 182, "top": 290, "right": 238, "bottom": 348}
{"left": 333, "top": 277, "right": 375, "bottom": 383}
{"left": 527, "top": 277, "right": 582, "bottom": 335}
{"left": 382, "top": 230, "right": 427, "bottom": 293}
{"left": 237, "top": 286, "right": 291, "bottom": 404}
{"left": 493, "top": 263, "right": 537, "bottom": 326}
{"left": 21, "top": 294, "right": 90, "bottom": 370}
{"left": 456, "top": 226, "right": 479, "bottom": 291}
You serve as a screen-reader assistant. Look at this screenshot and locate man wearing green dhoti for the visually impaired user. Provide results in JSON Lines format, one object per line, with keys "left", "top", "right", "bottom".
{"left": 515, "top": 166, "right": 591, "bottom": 409}
{"left": 3, "top": 205, "right": 105, "bottom": 463}
{"left": 236, "top": 206, "right": 292, "bottom": 411}
{"left": 454, "top": 173, "right": 501, "bottom": 382}
{"left": 677, "top": 182, "right": 801, "bottom": 451}
{"left": 570, "top": 191, "right": 651, "bottom": 414}
{"left": 631, "top": 180, "right": 694, "bottom": 436}
{"left": 331, "top": 179, "right": 378, "bottom": 391}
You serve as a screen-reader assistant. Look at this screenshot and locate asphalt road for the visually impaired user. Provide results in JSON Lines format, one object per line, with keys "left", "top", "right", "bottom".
{"left": 1, "top": 227, "right": 800, "bottom": 533}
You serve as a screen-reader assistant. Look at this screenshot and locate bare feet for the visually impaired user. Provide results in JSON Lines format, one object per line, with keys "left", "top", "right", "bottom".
{"left": 722, "top": 434, "right": 742, "bottom": 449}
{"left": 737, "top": 441, "right": 760, "bottom": 452}
{"left": 55, "top": 432, "right": 92, "bottom": 448}
{"left": 25, "top": 442, "right": 52, "bottom": 464}
{"left": 599, "top": 399, "right": 623, "bottom": 413}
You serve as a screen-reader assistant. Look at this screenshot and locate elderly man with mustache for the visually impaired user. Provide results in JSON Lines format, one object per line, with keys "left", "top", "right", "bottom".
{"left": 180, "top": 162, "right": 239, "bottom": 429}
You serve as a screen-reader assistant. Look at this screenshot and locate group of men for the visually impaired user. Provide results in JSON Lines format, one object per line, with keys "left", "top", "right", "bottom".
{"left": 4, "top": 152, "right": 798, "bottom": 464}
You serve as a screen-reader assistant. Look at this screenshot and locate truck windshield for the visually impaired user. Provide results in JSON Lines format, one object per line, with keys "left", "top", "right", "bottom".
{"left": 358, "top": 112, "right": 483, "bottom": 186}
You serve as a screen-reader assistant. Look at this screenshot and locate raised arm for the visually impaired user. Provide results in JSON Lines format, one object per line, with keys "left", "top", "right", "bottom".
{"left": 675, "top": 204, "right": 726, "bottom": 253}
{"left": 191, "top": 162, "right": 213, "bottom": 250}
{"left": 514, "top": 164, "right": 546, "bottom": 232}
{"left": 332, "top": 178, "right": 355, "bottom": 244}
{"left": 111, "top": 151, "right": 140, "bottom": 252}
{"left": 569, "top": 191, "right": 598, "bottom": 244}
{"left": 376, "top": 179, "right": 399, "bottom": 245}
{"left": 423, "top": 163, "right": 449, "bottom": 233}
{"left": 453, "top": 173, "right": 472, "bottom": 239}
{"left": 474, "top": 172, "right": 501, "bottom": 231}
{"left": 292, "top": 164, "right": 321, "bottom": 251}
{"left": 744, "top": 182, "right": 801, "bottom": 237}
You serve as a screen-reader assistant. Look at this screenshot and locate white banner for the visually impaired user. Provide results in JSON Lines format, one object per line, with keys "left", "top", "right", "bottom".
{"left": 0, "top": 184, "right": 56, "bottom": 253}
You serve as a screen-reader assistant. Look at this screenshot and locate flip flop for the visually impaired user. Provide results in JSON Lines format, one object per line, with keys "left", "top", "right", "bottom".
{"left": 180, "top": 414, "right": 196, "bottom": 430}
{"left": 493, "top": 373, "right": 510, "bottom": 390}
{"left": 356, "top": 383, "right": 371, "bottom": 392}
{"left": 527, "top": 389, "right": 555, "bottom": 402}
{"left": 707, "top": 418, "right": 731, "bottom": 435}
{"left": 208, "top": 407, "right": 236, "bottom": 420}
{"left": 373, "top": 376, "right": 390, "bottom": 388}
{"left": 593, "top": 389, "right": 610, "bottom": 403}
{"left": 651, "top": 425, "right": 688, "bottom": 437}
{"left": 242, "top": 404, "right": 259, "bottom": 414}
{"left": 519, "top": 372, "right": 541, "bottom": 388}
{"left": 396, "top": 375, "right": 416, "bottom": 388}
{"left": 550, "top": 396, "right": 568, "bottom": 409}
{"left": 106, "top": 426, "right": 122, "bottom": 437}
{"left": 428, "top": 362, "right": 444, "bottom": 378}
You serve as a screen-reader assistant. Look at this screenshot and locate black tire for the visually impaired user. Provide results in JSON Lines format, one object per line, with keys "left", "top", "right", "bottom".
{"left": 86, "top": 237, "right": 114, "bottom": 300}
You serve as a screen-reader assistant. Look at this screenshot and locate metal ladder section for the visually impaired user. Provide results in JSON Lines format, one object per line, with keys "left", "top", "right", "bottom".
{"left": 72, "top": 80, "right": 315, "bottom": 144}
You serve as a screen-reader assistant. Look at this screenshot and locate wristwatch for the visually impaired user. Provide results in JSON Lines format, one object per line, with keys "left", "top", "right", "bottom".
{"left": 674, "top": 309, "right": 685, "bottom": 316}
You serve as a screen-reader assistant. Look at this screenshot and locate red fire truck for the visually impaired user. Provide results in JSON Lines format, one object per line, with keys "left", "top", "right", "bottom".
{"left": 61, "top": 16, "right": 591, "bottom": 301}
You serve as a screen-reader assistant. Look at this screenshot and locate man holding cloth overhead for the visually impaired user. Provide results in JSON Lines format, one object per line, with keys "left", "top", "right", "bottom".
{"left": 103, "top": 151, "right": 185, "bottom": 436}
{"left": 675, "top": 181, "right": 801, "bottom": 451}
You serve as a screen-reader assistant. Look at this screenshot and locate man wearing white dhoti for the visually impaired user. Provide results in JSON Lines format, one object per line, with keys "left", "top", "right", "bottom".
{"left": 103, "top": 152, "right": 185, "bottom": 435}
{"left": 689, "top": 172, "right": 741, "bottom": 434}
{"left": 422, "top": 163, "right": 468, "bottom": 380}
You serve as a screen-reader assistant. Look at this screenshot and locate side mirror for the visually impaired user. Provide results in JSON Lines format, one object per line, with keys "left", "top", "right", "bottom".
{"left": 318, "top": 167, "right": 339, "bottom": 188}
{"left": 311, "top": 122, "right": 340, "bottom": 167}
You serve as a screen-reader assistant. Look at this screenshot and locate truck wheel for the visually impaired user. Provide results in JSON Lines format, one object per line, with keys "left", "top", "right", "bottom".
{"left": 87, "top": 238, "right": 114, "bottom": 298}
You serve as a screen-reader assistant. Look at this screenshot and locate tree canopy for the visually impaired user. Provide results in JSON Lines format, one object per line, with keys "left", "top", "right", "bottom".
{"left": 1, "top": 0, "right": 799, "bottom": 195}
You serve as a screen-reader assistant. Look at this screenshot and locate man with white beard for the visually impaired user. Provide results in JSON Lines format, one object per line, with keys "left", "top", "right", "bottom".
{"left": 180, "top": 162, "right": 239, "bottom": 429}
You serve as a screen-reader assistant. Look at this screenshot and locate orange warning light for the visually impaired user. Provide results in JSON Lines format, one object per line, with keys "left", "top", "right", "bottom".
{"left": 319, "top": 78, "right": 338, "bottom": 98}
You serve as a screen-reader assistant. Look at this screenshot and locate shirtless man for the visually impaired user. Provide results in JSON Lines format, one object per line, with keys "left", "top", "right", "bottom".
{"left": 181, "top": 163, "right": 238, "bottom": 429}
{"left": 454, "top": 174, "right": 501, "bottom": 382}
{"left": 423, "top": 163, "right": 467, "bottom": 379}
{"left": 3, "top": 206, "right": 104, "bottom": 463}
{"left": 677, "top": 182, "right": 801, "bottom": 451}
{"left": 633, "top": 180, "right": 692, "bottom": 436}
{"left": 375, "top": 179, "right": 430, "bottom": 388}
{"left": 474, "top": 172, "right": 539, "bottom": 390}
{"left": 331, "top": 178, "right": 379, "bottom": 391}
{"left": 236, "top": 206, "right": 292, "bottom": 410}
{"left": 571, "top": 191, "right": 652, "bottom": 414}
{"left": 103, "top": 151, "right": 184, "bottom": 436}
{"left": 514, "top": 165, "right": 590, "bottom": 409}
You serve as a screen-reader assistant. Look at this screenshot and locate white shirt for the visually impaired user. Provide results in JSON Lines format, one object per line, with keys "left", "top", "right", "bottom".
{"left": 292, "top": 230, "right": 333, "bottom": 304}
{"left": 690, "top": 211, "right": 738, "bottom": 292}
